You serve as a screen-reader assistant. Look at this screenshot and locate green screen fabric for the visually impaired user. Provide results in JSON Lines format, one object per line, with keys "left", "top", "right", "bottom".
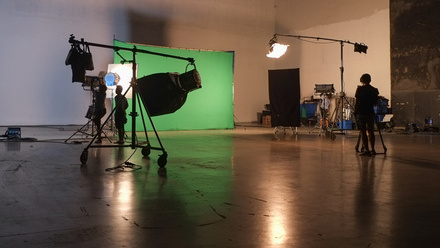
{"left": 113, "top": 40, "right": 234, "bottom": 131}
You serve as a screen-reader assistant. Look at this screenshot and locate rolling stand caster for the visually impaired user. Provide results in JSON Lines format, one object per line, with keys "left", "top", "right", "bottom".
{"left": 142, "top": 146, "right": 151, "bottom": 157}
{"left": 158, "top": 153, "right": 167, "bottom": 167}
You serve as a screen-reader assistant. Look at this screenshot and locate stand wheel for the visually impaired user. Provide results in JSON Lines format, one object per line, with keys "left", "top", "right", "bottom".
{"left": 158, "top": 154, "right": 167, "bottom": 167}
{"left": 142, "top": 146, "right": 151, "bottom": 157}
{"left": 355, "top": 145, "right": 359, "bottom": 153}
{"left": 331, "top": 133, "right": 336, "bottom": 140}
{"left": 80, "top": 150, "right": 88, "bottom": 165}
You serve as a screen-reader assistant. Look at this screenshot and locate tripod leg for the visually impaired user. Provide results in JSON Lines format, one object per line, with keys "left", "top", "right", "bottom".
{"left": 375, "top": 118, "right": 387, "bottom": 154}
{"left": 65, "top": 120, "right": 93, "bottom": 143}
{"left": 100, "top": 129, "right": 112, "bottom": 143}
{"left": 327, "top": 96, "right": 342, "bottom": 140}
{"left": 355, "top": 131, "right": 361, "bottom": 152}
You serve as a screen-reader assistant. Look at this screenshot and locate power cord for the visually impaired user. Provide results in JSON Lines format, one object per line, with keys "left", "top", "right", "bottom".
{"left": 105, "top": 134, "right": 142, "bottom": 172}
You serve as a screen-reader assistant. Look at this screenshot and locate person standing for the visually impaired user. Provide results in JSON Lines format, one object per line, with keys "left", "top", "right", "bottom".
{"left": 93, "top": 84, "right": 107, "bottom": 143}
{"left": 114, "top": 85, "right": 128, "bottom": 144}
{"left": 354, "top": 73, "right": 379, "bottom": 156}
{"left": 320, "top": 93, "right": 331, "bottom": 126}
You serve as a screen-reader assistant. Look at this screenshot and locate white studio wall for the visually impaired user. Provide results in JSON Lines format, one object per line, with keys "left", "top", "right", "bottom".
{"left": 0, "top": 0, "right": 275, "bottom": 125}
{"left": 272, "top": 0, "right": 390, "bottom": 102}
{"left": 0, "top": 0, "right": 389, "bottom": 126}
{"left": 0, "top": 1, "right": 119, "bottom": 125}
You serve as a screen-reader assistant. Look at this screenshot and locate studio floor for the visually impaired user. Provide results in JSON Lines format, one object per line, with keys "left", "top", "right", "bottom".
{"left": 0, "top": 125, "right": 440, "bottom": 248}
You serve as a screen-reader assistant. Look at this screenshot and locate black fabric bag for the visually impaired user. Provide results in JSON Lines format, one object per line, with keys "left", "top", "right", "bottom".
{"left": 65, "top": 46, "right": 86, "bottom": 83}
{"left": 65, "top": 44, "right": 94, "bottom": 83}
{"left": 83, "top": 44, "right": 94, "bottom": 71}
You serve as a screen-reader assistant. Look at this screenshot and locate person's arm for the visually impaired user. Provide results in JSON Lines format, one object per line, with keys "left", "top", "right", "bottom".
{"left": 354, "top": 87, "right": 360, "bottom": 114}
{"left": 373, "top": 88, "right": 379, "bottom": 105}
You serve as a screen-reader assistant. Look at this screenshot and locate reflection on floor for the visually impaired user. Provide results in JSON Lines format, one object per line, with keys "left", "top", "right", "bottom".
{"left": 0, "top": 125, "right": 439, "bottom": 248}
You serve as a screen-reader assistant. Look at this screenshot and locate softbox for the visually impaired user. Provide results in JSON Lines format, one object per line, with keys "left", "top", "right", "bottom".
{"left": 136, "top": 69, "right": 201, "bottom": 116}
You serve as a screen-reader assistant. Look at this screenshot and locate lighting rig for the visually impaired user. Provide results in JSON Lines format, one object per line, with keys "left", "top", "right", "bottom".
{"left": 67, "top": 35, "right": 201, "bottom": 167}
{"left": 267, "top": 33, "right": 368, "bottom": 139}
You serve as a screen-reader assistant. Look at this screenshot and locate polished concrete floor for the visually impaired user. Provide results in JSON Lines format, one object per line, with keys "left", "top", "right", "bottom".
{"left": 1, "top": 125, "right": 440, "bottom": 248}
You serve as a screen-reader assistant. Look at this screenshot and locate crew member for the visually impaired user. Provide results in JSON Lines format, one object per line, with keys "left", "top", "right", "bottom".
{"left": 114, "top": 85, "right": 128, "bottom": 144}
{"left": 93, "top": 84, "right": 107, "bottom": 143}
{"left": 320, "top": 93, "right": 331, "bottom": 127}
{"left": 354, "top": 73, "right": 379, "bottom": 156}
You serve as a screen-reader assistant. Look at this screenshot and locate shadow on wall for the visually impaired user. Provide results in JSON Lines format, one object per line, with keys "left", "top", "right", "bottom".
{"left": 127, "top": 9, "right": 168, "bottom": 46}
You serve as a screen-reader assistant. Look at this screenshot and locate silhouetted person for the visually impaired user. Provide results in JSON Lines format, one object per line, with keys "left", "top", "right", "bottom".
{"left": 114, "top": 85, "right": 128, "bottom": 144}
{"left": 355, "top": 73, "right": 379, "bottom": 156}
{"left": 93, "top": 84, "right": 107, "bottom": 143}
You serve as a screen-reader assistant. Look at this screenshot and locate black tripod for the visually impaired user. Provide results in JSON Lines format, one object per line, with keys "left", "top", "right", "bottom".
{"left": 326, "top": 92, "right": 355, "bottom": 140}
{"left": 355, "top": 116, "right": 387, "bottom": 154}
{"left": 69, "top": 35, "right": 195, "bottom": 168}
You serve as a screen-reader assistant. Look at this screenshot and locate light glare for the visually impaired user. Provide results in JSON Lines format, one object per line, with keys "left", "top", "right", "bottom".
{"left": 267, "top": 43, "right": 289, "bottom": 58}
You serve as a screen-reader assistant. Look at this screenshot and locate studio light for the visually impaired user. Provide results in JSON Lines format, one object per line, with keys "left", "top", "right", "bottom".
{"left": 265, "top": 33, "right": 369, "bottom": 135}
{"left": 107, "top": 63, "right": 136, "bottom": 98}
{"left": 84, "top": 75, "right": 103, "bottom": 88}
{"left": 266, "top": 34, "right": 368, "bottom": 58}
{"left": 68, "top": 35, "right": 199, "bottom": 168}
{"left": 267, "top": 43, "right": 289, "bottom": 58}
{"left": 266, "top": 35, "right": 289, "bottom": 58}
{"left": 354, "top": 43, "right": 368, "bottom": 54}
{"left": 104, "top": 72, "right": 120, "bottom": 86}
{"left": 136, "top": 69, "right": 202, "bottom": 117}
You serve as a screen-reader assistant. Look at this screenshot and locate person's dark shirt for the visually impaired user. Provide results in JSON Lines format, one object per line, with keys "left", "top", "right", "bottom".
{"left": 355, "top": 84, "right": 379, "bottom": 115}
{"left": 115, "top": 94, "right": 128, "bottom": 116}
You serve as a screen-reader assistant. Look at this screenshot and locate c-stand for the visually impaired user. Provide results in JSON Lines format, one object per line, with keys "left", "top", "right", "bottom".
{"left": 269, "top": 35, "right": 367, "bottom": 140}
{"left": 68, "top": 35, "right": 195, "bottom": 168}
{"left": 325, "top": 41, "right": 356, "bottom": 140}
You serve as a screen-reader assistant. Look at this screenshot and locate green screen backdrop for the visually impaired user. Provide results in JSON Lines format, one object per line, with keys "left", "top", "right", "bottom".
{"left": 113, "top": 40, "right": 234, "bottom": 131}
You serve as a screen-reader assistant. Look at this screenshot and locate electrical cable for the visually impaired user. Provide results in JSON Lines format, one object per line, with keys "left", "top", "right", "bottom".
{"left": 104, "top": 133, "right": 142, "bottom": 172}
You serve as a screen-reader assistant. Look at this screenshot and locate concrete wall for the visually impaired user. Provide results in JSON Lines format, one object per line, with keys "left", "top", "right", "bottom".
{"left": 0, "top": 0, "right": 389, "bottom": 126}
{"left": 390, "top": 0, "right": 440, "bottom": 127}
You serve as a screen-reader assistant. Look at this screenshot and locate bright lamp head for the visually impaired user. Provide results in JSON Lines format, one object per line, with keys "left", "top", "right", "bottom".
{"left": 266, "top": 35, "right": 289, "bottom": 58}
{"left": 267, "top": 43, "right": 289, "bottom": 58}
{"left": 104, "top": 72, "right": 120, "bottom": 86}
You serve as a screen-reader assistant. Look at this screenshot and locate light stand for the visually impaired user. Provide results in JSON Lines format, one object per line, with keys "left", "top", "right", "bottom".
{"left": 68, "top": 35, "right": 196, "bottom": 168}
{"left": 65, "top": 80, "right": 109, "bottom": 142}
{"left": 267, "top": 34, "right": 367, "bottom": 139}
